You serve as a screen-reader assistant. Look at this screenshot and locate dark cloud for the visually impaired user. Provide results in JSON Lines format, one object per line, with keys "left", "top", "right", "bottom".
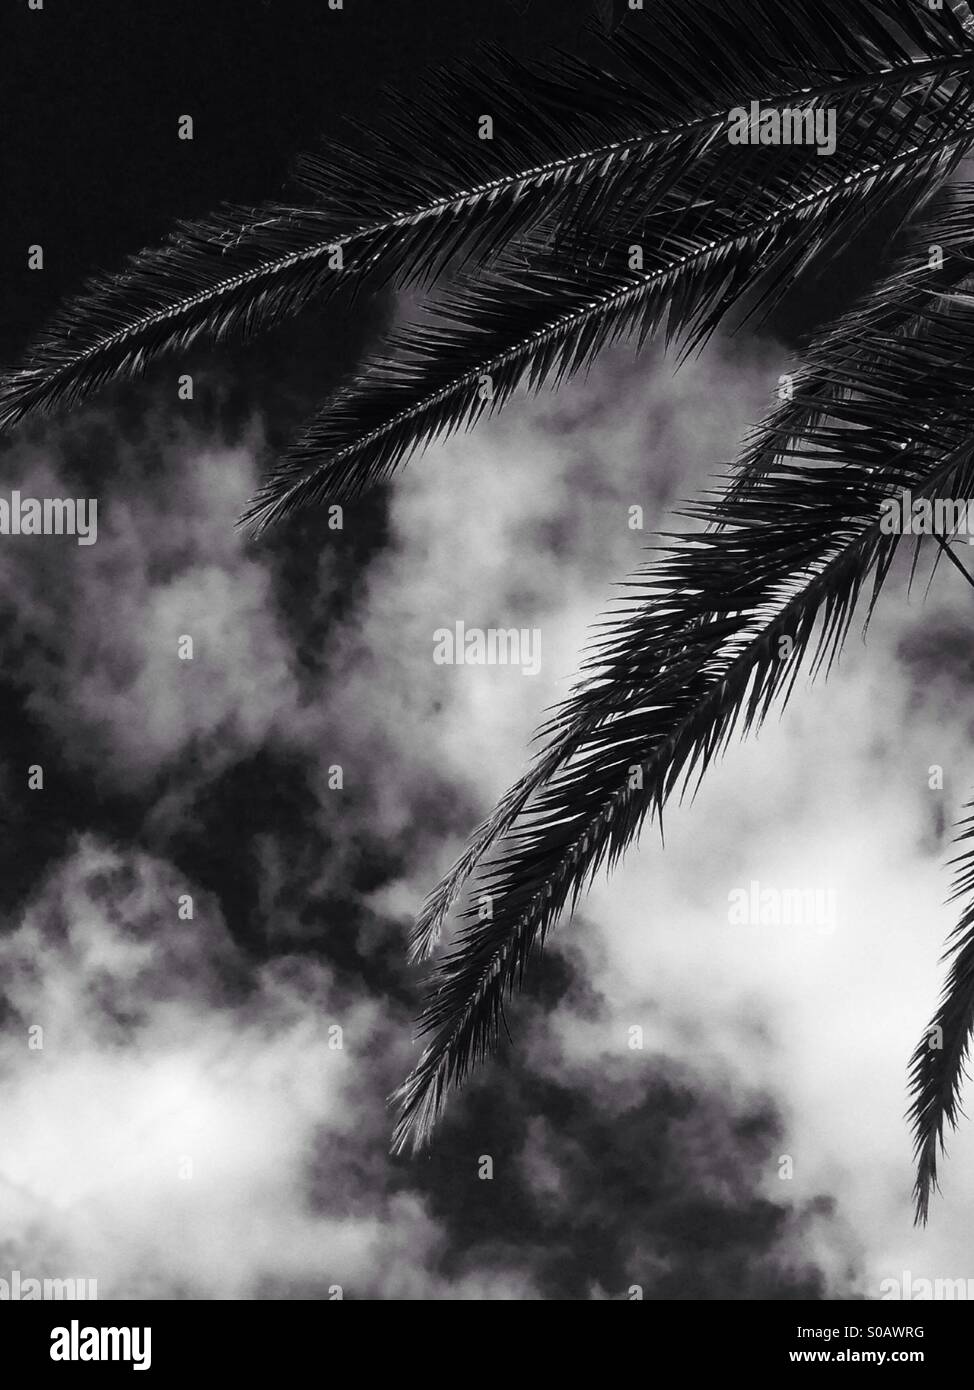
{"left": 397, "top": 1017, "right": 851, "bottom": 1299}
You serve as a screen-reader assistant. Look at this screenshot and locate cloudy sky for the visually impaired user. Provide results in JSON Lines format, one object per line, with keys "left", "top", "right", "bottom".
{"left": 3, "top": 0, "right": 974, "bottom": 1302}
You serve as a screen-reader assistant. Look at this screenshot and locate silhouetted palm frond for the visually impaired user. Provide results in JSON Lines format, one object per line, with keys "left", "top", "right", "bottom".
{"left": 910, "top": 804, "right": 974, "bottom": 1223}
{"left": 245, "top": 86, "right": 972, "bottom": 530}
{"left": 394, "top": 186, "right": 974, "bottom": 1153}
{"left": 409, "top": 186, "right": 974, "bottom": 960}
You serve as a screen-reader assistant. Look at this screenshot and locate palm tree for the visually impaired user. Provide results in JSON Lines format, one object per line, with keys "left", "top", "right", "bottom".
{"left": 6, "top": 0, "right": 974, "bottom": 1222}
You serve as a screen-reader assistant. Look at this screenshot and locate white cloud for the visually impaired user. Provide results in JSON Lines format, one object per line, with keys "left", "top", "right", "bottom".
{"left": 0, "top": 836, "right": 538, "bottom": 1299}
{"left": 0, "top": 426, "right": 303, "bottom": 791}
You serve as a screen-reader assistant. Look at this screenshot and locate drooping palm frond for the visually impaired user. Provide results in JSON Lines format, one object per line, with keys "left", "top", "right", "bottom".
{"left": 0, "top": 50, "right": 685, "bottom": 431}
{"left": 244, "top": 75, "right": 974, "bottom": 530}
{"left": 408, "top": 186, "right": 974, "bottom": 962}
{"left": 3, "top": 0, "right": 974, "bottom": 449}
{"left": 393, "top": 187, "right": 974, "bottom": 1153}
{"left": 909, "top": 805, "right": 974, "bottom": 1223}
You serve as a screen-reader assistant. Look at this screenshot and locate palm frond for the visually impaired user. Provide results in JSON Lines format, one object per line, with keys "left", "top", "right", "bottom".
{"left": 909, "top": 804, "right": 974, "bottom": 1223}
{"left": 393, "top": 187, "right": 974, "bottom": 1152}
{"left": 408, "top": 186, "right": 974, "bottom": 961}
{"left": 245, "top": 77, "right": 974, "bottom": 531}
{"left": 728, "top": 192, "right": 974, "bottom": 498}
{"left": 0, "top": 50, "right": 681, "bottom": 432}
{"left": 4, "top": 0, "right": 974, "bottom": 439}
